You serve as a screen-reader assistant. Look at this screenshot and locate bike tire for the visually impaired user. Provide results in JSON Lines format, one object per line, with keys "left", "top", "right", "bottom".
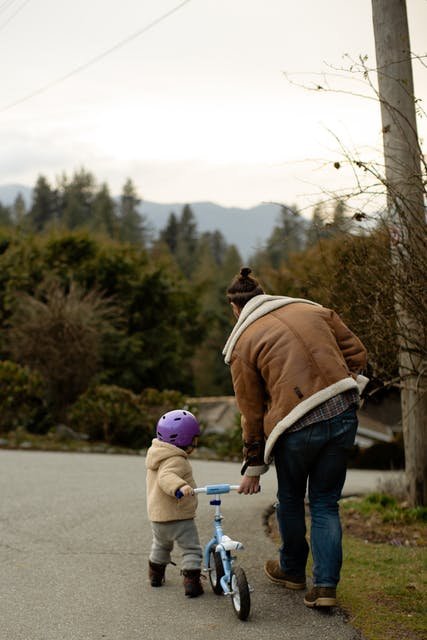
{"left": 208, "top": 547, "right": 224, "bottom": 595}
{"left": 230, "top": 566, "right": 251, "bottom": 621}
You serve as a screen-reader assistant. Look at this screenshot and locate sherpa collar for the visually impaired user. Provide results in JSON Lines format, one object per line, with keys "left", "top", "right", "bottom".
{"left": 222, "top": 294, "right": 320, "bottom": 364}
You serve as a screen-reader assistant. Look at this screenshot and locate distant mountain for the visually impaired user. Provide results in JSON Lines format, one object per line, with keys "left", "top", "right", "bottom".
{"left": 0, "top": 184, "right": 282, "bottom": 259}
{"left": 140, "top": 201, "right": 281, "bottom": 258}
{"left": 0, "top": 184, "right": 33, "bottom": 208}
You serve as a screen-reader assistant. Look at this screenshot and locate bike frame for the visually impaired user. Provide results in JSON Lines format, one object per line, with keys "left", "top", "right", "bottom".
{"left": 194, "top": 484, "right": 243, "bottom": 596}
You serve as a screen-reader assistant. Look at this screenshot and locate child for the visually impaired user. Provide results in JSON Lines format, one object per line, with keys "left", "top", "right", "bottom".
{"left": 145, "top": 409, "right": 204, "bottom": 598}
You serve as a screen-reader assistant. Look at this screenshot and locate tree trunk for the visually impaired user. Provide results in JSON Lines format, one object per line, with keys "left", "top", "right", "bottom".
{"left": 371, "top": 0, "right": 427, "bottom": 506}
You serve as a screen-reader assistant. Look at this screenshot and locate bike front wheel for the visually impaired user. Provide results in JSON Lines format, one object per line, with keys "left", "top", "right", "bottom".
{"left": 208, "top": 546, "right": 224, "bottom": 595}
{"left": 230, "top": 567, "right": 251, "bottom": 620}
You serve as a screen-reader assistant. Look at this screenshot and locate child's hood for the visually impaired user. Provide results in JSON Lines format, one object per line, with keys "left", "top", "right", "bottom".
{"left": 146, "top": 438, "right": 187, "bottom": 470}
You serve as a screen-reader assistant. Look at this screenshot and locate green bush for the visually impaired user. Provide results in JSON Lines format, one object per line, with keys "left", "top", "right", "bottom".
{"left": 7, "top": 278, "right": 118, "bottom": 422}
{"left": 68, "top": 385, "right": 189, "bottom": 449}
{"left": 0, "top": 360, "right": 50, "bottom": 433}
{"left": 68, "top": 384, "right": 151, "bottom": 449}
{"left": 0, "top": 231, "right": 205, "bottom": 396}
{"left": 140, "top": 387, "right": 187, "bottom": 411}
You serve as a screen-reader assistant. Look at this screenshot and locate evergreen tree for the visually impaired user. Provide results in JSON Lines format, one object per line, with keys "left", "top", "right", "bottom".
{"left": 208, "top": 230, "right": 227, "bottom": 266}
{"left": 307, "top": 202, "right": 330, "bottom": 245}
{"left": 11, "top": 193, "right": 26, "bottom": 226}
{"left": 175, "top": 204, "right": 198, "bottom": 278}
{"left": 193, "top": 230, "right": 228, "bottom": 271}
{"left": 264, "top": 205, "right": 306, "bottom": 267}
{"left": 0, "top": 202, "right": 12, "bottom": 227}
{"left": 92, "top": 183, "right": 118, "bottom": 238}
{"left": 118, "top": 179, "right": 145, "bottom": 244}
{"left": 28, "top": 175, "right": 57, "bottom": 232}
{"left": 221, "top": 244, "right": 242, "bottom": 281}
{"left": 330, "top": 199, "right": 352, "bottom": 234}
{"left": 160, "top": 212, "right": 179, "bottom": 253}
{"left": 61, "top": 169, "right": 96, "bottom": 230}
{"left": 191, "top": 242, "right": 242, "bottom": 395}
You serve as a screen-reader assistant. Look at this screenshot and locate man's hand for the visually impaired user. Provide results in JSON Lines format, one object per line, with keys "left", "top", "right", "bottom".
{"left": 238, "top": 475, "right": 260, "bottom": 495}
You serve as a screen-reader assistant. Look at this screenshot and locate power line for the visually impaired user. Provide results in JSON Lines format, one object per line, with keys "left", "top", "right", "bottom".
{"left": 0, "top": 0, "right": 20, "bottom": 15}
{"left": 0, "top": 0, "right": 31, "bottom": 33}
{"left": 1, "top": 0, "right": 193, "bottom": 113}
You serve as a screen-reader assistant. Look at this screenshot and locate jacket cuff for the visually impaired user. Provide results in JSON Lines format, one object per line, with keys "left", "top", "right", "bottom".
{"left": 243, "top": 463, "right": 269, "bottom": 477}
{"left": 356, "top": 374, "right": 369, "bottom": 394}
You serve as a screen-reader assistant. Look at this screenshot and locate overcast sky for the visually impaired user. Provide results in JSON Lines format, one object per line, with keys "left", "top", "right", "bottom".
{"left": 1, "top": 0, "right": 426, "bottom": 211}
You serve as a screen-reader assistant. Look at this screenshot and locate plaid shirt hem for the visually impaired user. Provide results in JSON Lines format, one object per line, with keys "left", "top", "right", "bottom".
{"left": 286, "top": 389, "right": 359, "bottom": 434}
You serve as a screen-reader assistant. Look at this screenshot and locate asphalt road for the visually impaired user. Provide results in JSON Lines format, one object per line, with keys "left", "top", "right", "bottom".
{"left": 1, "top": 450, "right": 402, "bottom": 640}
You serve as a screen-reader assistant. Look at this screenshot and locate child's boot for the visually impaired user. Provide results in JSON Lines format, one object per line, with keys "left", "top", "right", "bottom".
{"left": 148, "top": 560, "right": 166, "bottom": 587}
{"left": 182, "top": 569, "right": 204, "bottom": 597}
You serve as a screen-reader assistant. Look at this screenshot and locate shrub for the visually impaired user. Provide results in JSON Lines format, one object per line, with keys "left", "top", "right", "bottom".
{"left": 0, "top": 231, "right": 205, "bottom": 397}
{"left": 0, "top": 360, "right": 49, "bottom": 433}
{"left": 68, "top": 384, "right": 151, "bottom": 449}
{"left": 68, "top": 385, "right": 191, "bottom": 449}
{"left": 7, "top": 278, "right": 118, "bottom": 421}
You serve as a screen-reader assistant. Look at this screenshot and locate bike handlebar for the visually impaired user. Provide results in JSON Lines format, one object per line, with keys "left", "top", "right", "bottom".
{"left": 175, "top": 483, "right": 240, "bottom": 499}
{"left": 195, "top": 484, "right": 240, "bottom": 495}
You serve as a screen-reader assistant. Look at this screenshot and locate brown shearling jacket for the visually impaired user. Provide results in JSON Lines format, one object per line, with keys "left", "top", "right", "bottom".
{"left": 224, "top": 297, "right": 368, "bottom": 473}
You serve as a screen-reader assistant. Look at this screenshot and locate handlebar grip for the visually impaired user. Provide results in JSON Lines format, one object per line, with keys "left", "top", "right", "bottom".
{"left": 193, "top": 484, "right": 241, "bottom": 494}
{"left": 206, "top": 484, "right": 231, "bottom": 494}
{"left": 175, "top": 489, "right": 184, "bottom": 499}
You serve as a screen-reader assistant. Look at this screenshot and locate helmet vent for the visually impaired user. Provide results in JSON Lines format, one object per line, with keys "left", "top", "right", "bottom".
{"left": 158, "top": 430, "right": 178, "bottom": 441}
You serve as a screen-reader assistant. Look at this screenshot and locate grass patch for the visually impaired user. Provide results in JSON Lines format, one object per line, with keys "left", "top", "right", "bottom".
{"left": 338, "top": 494, "right": 427, "bottom": 639}
{"left": 267, "top": 494, "right": 427, "bottom": 640}
{"left": 340, "top": 534, "right": 426, "bottom": 639}
{"left": 345, "top": 493, "right": 427, "bottom": 525}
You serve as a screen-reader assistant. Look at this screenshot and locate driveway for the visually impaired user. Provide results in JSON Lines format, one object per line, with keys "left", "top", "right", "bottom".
{"left": 1, "top": 450, "right": 400, "bottom": 639}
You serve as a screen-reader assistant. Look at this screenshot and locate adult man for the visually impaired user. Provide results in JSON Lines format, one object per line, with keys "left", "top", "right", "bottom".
{"left": 224, "top": 267, "right": 368, "bottom": 608}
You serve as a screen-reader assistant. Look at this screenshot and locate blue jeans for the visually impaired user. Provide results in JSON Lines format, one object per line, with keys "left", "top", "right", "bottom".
{"left": 273, "top": 406, "right": 358, "bottom": 587}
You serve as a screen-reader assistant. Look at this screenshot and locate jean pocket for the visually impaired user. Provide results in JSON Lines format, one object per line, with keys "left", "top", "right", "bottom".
{"left": 332, "top": 408, "right": 358, "bottom": 447}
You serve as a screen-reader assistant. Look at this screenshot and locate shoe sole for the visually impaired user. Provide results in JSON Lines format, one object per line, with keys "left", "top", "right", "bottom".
{"left": 264, "top": 566, "right": 306, "bottom": 590}
{"left": 304, "top": 596, "right": 337, "bottom": 607}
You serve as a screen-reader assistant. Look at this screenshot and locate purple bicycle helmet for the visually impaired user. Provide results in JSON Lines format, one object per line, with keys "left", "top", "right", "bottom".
{"left": 156, "top": 409, "right": 200, "bottom": 448}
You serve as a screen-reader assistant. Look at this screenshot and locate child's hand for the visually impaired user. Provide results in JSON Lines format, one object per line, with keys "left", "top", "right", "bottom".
{"left": 178, "top": 484, "right": 194, "bottom": 497}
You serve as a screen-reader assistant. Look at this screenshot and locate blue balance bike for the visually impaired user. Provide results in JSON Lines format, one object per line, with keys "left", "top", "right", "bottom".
{"left": 179, "top": 483, "right": 252, "bottom": 620}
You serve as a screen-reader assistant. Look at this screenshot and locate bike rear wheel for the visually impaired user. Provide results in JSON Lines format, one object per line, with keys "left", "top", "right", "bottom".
{"left": 230, "top": 566, "right": 250, "bottom": 620}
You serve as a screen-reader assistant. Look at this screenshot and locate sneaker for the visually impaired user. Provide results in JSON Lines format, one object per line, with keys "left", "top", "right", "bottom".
{"left": 148, "top": 561, "right": 166, "bottom": 587}
{"left": 182, "top": 569, "right": 204, "bottom": 598}
{"left": 304, "top": 586, "right": 337, "bottom": 608}
{"left": 264, "top": 560, "right": 306, "bottom": 590}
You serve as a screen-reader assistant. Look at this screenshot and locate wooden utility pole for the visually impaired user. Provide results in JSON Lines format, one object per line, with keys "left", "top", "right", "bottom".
{"left": 371, "top": 0, "right": 426, "bottom": 506}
